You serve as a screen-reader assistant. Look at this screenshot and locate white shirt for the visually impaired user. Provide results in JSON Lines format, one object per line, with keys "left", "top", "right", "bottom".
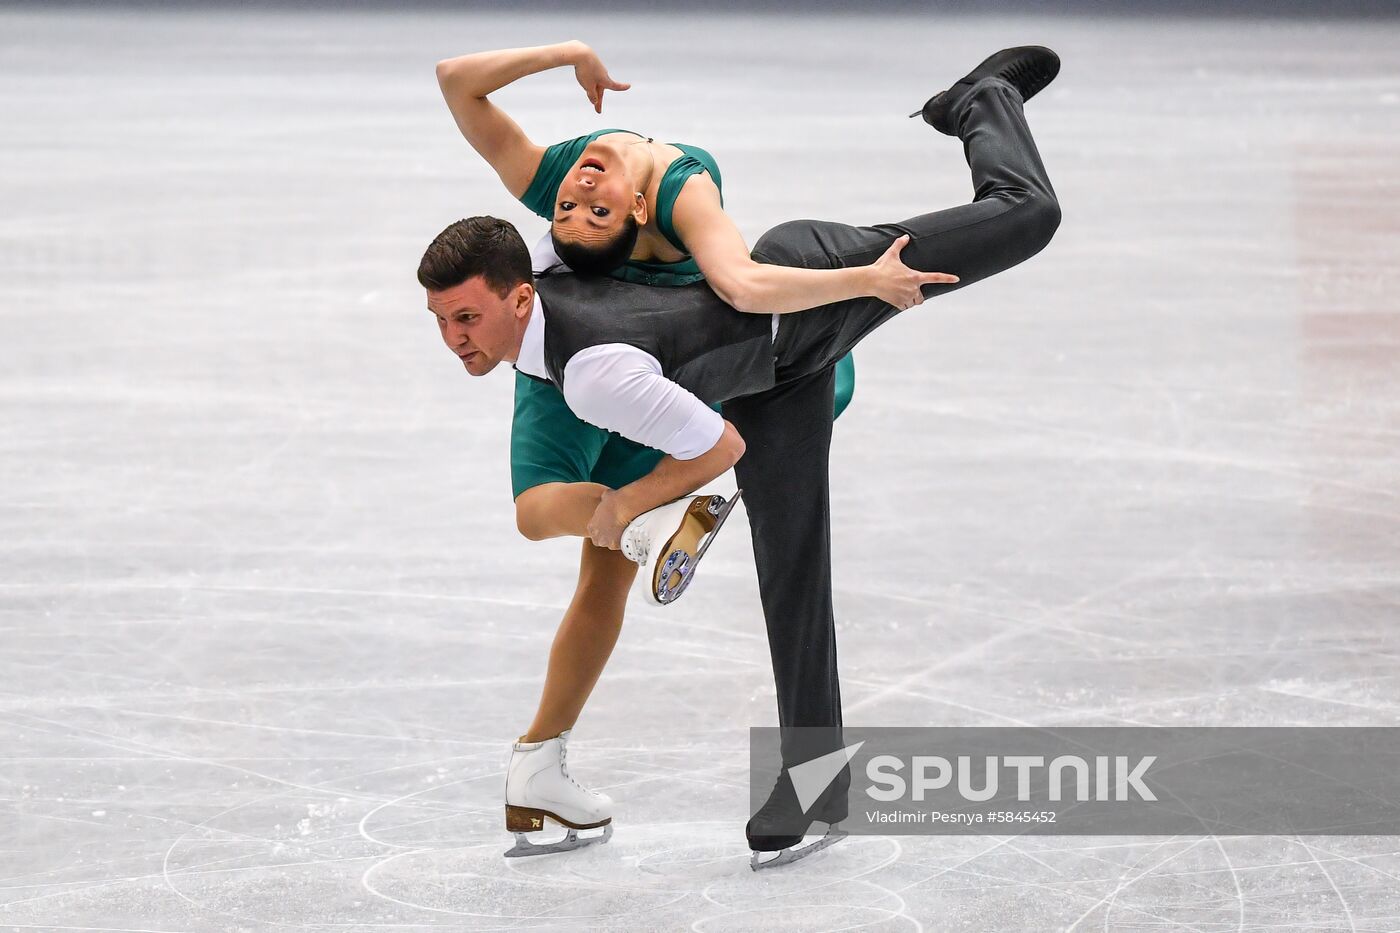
{"left": 513, "top": 235, "right": 726, "bottom": 461}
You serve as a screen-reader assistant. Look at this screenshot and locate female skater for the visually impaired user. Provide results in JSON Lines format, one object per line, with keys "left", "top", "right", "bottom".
{"left": 435, "top": 40, "right": 933, "bottom": 308}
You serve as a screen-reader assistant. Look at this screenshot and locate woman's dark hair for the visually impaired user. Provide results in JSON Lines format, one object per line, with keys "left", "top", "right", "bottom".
{"left": 417, "top": 216, "right": 532, "bottom": 296}
{"left": 550, "top": 216, "right": 640, "bottom": 277}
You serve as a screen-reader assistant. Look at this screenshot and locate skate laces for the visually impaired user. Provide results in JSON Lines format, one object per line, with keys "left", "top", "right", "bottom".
{"left": 999, "top": 57, "right": 1047, "bottom": 97}
{"left": 558, "top": 739, "right": 588, "bottom": 794}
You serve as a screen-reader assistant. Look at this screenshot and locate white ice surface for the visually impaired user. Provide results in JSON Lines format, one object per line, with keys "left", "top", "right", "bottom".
{"left": 2, "top": 7, "right": 1400, "bottom": 931}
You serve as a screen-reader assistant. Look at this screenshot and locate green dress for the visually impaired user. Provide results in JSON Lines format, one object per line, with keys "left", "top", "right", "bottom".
{"left": 510, "top": 128, "right": 856, "bottom": 498}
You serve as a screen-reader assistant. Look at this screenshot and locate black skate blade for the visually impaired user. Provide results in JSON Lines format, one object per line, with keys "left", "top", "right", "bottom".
{"left": 749, "top": 824, "right": 847, "bottom": 871}
{"left": 654, "top": 489, "right": 744, "bottom": 606}
{"left": 503, "top": 822, "right": 613, "bottom": 858}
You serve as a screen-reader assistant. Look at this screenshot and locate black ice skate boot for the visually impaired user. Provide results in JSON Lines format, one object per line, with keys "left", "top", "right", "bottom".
{"left": 911, "top": 46, "right": 1061, "bottom": 136}
{"left": 746, "top": 767, "right": 851, "bottom": 870}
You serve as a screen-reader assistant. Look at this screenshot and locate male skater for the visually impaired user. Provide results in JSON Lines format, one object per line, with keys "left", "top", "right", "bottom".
{"left": 420, "top": 47, "right": 1062, "bottom": 866}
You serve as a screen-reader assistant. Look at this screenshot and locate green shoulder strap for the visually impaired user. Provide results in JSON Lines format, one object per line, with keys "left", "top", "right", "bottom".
{"left": 653, "top": 143, "right": 724, "bottom": 254}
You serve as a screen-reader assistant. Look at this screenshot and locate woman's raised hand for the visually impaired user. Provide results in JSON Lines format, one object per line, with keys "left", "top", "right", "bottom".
{"left": 570, "top": 42, "right": 631, "bottom": 114}
{"left": 868, "top": 234, "right": 960, "bottom": 311}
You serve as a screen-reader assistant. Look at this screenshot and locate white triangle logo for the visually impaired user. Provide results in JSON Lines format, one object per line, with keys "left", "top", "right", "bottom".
{"left": 789, "top": 741, "right": 865, "bottom": 812}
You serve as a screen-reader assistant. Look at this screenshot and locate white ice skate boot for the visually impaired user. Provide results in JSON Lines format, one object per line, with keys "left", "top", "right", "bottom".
{"left": 620, "top": 490, "right": 743, "bottom": 605}
{"left": 503, "top": 730, "right": 614, "bottom": 857}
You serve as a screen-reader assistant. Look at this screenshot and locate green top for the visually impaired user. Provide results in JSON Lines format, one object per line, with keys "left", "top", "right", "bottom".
{"left": 518, "top": 128, "right": 723, "bottom": 287}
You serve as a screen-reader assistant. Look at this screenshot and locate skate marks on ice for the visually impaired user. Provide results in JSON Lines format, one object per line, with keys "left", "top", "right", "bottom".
{"left": 355, "top": 827, "right": 1400, "bottom": 931}
{"left": 358, "top": 820, "right": 914, "bottom": 930}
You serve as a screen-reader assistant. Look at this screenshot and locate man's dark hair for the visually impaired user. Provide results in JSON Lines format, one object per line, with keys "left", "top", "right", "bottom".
{"left": 550, "top": 216, "right": 640, "bottom": 278}
{"left": 417, "top": 216, "right": 533, "bottom": 296}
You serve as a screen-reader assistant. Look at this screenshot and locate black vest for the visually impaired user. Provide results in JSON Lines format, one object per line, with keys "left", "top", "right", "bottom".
{"left": 534, "top": 273, "right": 776, "bottom": 405}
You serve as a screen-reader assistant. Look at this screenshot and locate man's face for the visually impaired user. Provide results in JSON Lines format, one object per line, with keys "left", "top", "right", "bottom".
{"left": 427, "top": 275, "right": 531, "bottom": 377}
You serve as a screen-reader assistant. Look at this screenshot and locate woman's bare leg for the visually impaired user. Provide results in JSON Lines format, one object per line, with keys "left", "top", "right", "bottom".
{"left": 522, "top": 538, "right": 637, "bottom": 742}
{"left": 514, "top": 483, "right": 633, "bottom": 740}
{"left": 515, "top": 481, "right": 606, "bottom": 540}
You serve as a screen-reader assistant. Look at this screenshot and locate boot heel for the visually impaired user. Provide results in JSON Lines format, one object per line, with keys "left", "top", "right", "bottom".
{"left": 687, "top": 496, "right": 721, "bottom": 532}
{"left": 505, "top": 805, "right": 550, "bottom": 833}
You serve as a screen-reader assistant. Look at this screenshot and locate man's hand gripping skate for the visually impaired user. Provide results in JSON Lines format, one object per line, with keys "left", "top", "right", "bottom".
{"left": 586, "top": 418, "right": 747, "bottom": 604}
{"left": 595, "top": 490, "right": 743, "bottom": 606}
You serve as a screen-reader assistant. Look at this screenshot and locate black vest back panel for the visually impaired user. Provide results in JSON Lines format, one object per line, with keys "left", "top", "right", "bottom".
{"left": 535, "top": 273, "right": 776, "bottom": 405}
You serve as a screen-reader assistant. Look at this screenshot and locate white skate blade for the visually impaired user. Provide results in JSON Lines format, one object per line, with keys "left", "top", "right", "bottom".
{"left": 647, "top": 489, "right": 743, "bottom": 606}
{"left": 503, "top": 822, "right": 613, "bottom": 858}
{"left": 749, "top": 824, "right": 847, "bottom": 871}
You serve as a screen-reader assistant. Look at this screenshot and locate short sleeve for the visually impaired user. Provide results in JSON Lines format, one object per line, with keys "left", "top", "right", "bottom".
{"left": 562, "top": 345, "right": 725, "bottom": 461}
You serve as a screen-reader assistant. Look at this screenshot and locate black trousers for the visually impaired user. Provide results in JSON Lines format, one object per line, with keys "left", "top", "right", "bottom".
{"left": 724, "top": 79, "right": 1060, "bottom": 761}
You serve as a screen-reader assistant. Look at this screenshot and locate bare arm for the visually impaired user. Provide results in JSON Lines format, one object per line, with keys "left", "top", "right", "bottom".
{"left": 671, "top": 179, "right": 959, "bottom": 314}
{"left": 614, "top": 421, "right": 745, "bottom": 520}
{"left": 586, "top": 422, "right": 746, "bottom": 549}
{"left": 434, "top": 41, "right": 629, "bottom": 198}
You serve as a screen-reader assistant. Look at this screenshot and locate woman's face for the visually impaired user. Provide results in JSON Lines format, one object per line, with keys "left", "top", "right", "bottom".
{"left": 551, "top": 139, "right": 640, "bottom": 248}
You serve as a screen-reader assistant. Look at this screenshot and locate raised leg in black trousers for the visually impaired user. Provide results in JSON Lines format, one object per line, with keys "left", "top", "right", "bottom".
{"left": 756, "top": 77, "right": 1062, "bottom": 379}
